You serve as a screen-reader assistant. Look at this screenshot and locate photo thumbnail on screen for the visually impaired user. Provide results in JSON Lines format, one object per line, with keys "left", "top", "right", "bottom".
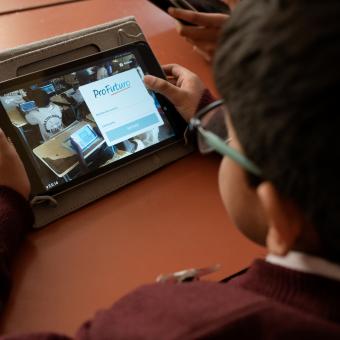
{"left": 0, "top": 52, "right": 175, "bottom": 192}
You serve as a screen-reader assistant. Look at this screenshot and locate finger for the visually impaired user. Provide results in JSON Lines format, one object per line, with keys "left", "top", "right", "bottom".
{"left": 0, "top": 128, "right": 10, "bottom": 151}
{"left": 162, "top": 64, "right": 191, "bottom": 79}
{"left": 177, "top": 26, "right": 220, "bottom": 42}
{"left": 226, "top": 0, "right": 239, "bottom": 10}
{"left": 144, "top": 75, "right": 182, "bottom": 103}
{"left": 6, "top": 136, "right": 14, "bottom": 148}
{"left": 168, "top": 7, "right": 229, "bottom": 27}
{"left": 162, "top": 64, "right": 179, "bottom": 77}
{"left": 0, "top": 129, "right": 17, "bottom": 158}
{"left": 167, "top": 77, "right": 177, "bottom": 86}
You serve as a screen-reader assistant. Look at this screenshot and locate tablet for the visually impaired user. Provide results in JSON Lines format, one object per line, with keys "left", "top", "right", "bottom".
{"left": 0, "top": 42, "right": 187, "bottom": 197}
{"left": 70, "top": 124, "right": 98, "bottom": 152}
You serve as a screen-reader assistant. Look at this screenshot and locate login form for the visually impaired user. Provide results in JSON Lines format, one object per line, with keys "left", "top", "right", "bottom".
{"left": 79, "top": 68, "right": 163, "bottom": 146}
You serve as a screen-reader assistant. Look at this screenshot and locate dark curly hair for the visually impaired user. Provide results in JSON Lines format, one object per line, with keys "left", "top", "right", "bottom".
{"left": 26, "top": 88, "right": 50, "bottom": 108}
{"left": 214, "top": 0, "right": 340, "bottom": 262}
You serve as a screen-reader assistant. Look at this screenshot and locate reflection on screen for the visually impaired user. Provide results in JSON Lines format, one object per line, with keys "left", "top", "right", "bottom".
{"left": 0, "top": 52, "right": 175, "bottom": 192}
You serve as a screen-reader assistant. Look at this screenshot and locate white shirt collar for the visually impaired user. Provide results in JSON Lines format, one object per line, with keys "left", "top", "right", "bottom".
{"left": 266, "top": 251, "right": 340, "bottom": 282}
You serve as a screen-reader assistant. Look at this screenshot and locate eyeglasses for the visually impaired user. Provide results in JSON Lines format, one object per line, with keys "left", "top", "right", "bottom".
{"left": 188, "top": 100, "right": 262, "bottom": 177}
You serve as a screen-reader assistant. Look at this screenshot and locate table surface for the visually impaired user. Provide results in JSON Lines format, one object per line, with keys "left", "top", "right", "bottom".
{"left": 0, "top": 0, "right": 265, "bottom": 336}
{"left": 0, "top": 0, "right": 87, "bottom": 15}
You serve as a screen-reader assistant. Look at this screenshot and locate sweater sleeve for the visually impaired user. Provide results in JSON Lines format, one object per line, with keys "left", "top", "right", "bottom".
{"left": 196, "top": 89, "right": 216, "bottom": 113}
{"left": 0, "top": 186, "right": 34, "bottom": 311}
{"left": 0, "top": 189, "right": 74, "bottom": 339}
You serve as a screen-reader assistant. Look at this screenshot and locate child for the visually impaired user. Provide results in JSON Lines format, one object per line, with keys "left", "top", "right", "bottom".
{"left": 168, "top": 0, "right": 240, "bottom": 62}
{"left": 25, "top": 88, "right": 64, "bottom": 142}
{"left": 2, "top": 0, "right": 340, "bottom": 338}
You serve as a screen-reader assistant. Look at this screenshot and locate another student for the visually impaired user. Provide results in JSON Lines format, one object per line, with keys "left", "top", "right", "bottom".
{"left": 2, "top": 0, "right": 340, "bottom": 338}
{"left": 168, "top": 0, "right": 240, "bottom": 61}
{"left": 25, "top": 88, "right": 64, "bottom": 141}
{"left": 96, "top": 64, "right": 109, "bottom": 80}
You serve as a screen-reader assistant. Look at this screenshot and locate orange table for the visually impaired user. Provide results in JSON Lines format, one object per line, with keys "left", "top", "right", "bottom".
{"left": 0, "top": 0, "right": 87, "bottom": 15}
{"left": 0, "top": 0, "right": 265, "bottom": 336}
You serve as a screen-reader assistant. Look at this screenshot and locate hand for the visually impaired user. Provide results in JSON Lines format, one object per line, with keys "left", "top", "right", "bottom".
{"left": 168, "top": 8, "right": 229, "bottom": 62}
{"left": 226, "top": 0, "right": 241, "bottom": 10}
{"left": 144, "top": 64, "right": 206, "bottom": 122}
{"left": 0, "top": 129, "right": 30, "bottom": 199}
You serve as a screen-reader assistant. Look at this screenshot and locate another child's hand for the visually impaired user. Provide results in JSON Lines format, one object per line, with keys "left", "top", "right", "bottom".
{"left": 144, "top": 64, "right": 206, "bottom": 122}
{"left": 168, "top": 8, "right": 230, "bottom": 62}
{"left": 0, "top": 129, "right": 30, "bottom": 199}
{"left": 226, "top": 0, "right": 241, "bottom": 10}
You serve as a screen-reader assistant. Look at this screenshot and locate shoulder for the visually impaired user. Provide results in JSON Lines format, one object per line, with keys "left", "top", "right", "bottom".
{"left": 50, "top": 103, "right": 61, "bottom": 112}
{"left": 76, "top": 282, "right": 340, "bottom": 339}
{"left": 76, "top": 282, "right": 265, "bottom": 339}
{"left": 25, "top": 109, "right": 40, "bottom": 123}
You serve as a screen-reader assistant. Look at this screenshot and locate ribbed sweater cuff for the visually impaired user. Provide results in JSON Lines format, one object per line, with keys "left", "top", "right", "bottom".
{"left": 196, "top": 89, "right": 216, "bottom": 113}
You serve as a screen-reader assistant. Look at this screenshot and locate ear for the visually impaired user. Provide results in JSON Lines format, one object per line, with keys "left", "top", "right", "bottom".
{"left": 256, "top": 182, "right": 303, "bottom": 256}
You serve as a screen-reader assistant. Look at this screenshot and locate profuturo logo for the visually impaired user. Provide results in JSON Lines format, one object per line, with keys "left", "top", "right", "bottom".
{"left": 93, "top": 80, "right": 131, "bottom": 99}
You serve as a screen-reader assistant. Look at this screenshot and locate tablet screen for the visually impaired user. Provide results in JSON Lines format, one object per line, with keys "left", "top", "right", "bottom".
{"left": 70, "top": 124, "right": 98, "bottom": 152}
{"left": 0, "top": 46, "right": 179, "bottom": 195}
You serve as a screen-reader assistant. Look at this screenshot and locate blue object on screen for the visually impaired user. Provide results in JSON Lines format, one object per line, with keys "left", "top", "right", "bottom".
{"left": 40, "top": 84, "right": 56, "bottom": 95}
{"left": 19, "top": 101, "right": 37, "bottom": 113}
{"left": 70, "top": 124, "right": 98, "bottom": 152}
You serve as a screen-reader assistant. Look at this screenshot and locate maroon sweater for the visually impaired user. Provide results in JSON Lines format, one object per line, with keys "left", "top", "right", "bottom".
{"left": 2, "top": 186, "right": 340, "bottom": 339}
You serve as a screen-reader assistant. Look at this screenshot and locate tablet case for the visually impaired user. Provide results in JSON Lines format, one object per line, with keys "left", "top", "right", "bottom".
{"left": 0, "top": 17, "right": 193, "bottom": 228}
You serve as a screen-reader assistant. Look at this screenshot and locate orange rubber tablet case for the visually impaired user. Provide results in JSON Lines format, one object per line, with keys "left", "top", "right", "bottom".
{"left": 0, "top": 18, "right": 193, "bottom": 228}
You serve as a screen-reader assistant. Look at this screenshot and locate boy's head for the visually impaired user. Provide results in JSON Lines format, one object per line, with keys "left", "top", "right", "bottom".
{"left": 27, "top": 88, "right": 50, "bottom": 108}
{"left": 214, "top": 0, "right": 340, "bottom": 262}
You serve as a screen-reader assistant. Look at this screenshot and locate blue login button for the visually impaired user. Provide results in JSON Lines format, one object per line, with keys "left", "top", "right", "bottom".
{"left": 106, "top": 113, "right": 159, "bottom": 142}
